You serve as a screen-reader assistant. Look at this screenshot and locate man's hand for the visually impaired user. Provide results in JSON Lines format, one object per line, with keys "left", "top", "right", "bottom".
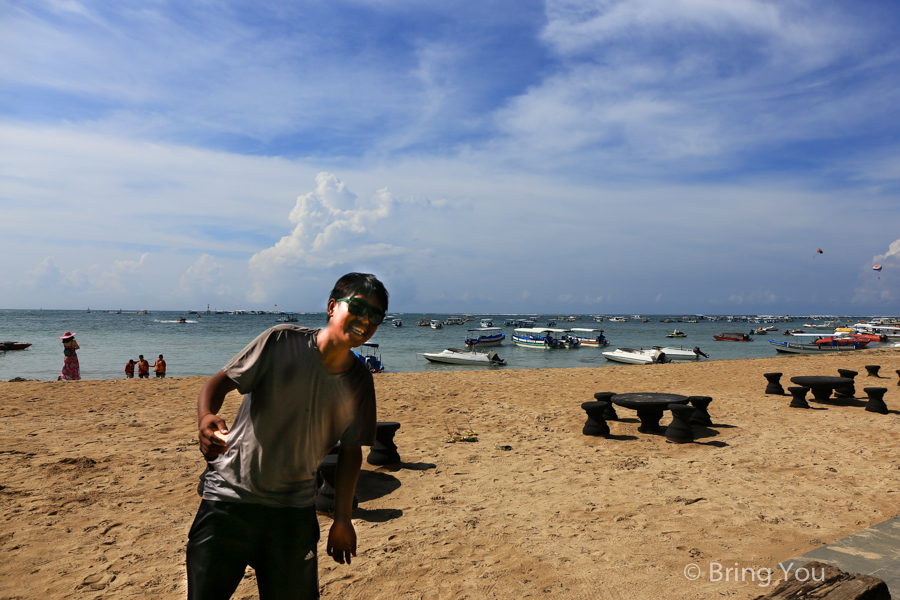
{"left": 198, "top": 413, "right": 229, "bottom": 458}
{"left": 326, "top": 518, "right": 357, "bottom": 565}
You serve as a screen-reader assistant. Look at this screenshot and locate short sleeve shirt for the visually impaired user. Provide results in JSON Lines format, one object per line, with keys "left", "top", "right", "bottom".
{"left": 201, "top": 325, "right": 376, "bottom": 507}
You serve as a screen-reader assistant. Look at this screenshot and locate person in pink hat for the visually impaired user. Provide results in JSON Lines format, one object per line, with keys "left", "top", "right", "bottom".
{"left": 59, "top": 332, "right": 81, "bottom": 381}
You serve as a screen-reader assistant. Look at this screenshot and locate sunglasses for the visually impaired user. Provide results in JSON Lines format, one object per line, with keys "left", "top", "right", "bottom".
{"left": 335, "top": 296, "right": 386, "bottom": 326}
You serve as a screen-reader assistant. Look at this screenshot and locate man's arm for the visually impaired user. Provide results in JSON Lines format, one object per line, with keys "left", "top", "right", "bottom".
{"left": 197, "top": 370, "right": 238, "bottom": 458}
{"left": 327, "top": 444, "right": 363, "bottom": 565}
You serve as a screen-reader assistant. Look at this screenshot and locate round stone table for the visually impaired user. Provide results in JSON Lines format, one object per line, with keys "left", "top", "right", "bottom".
{"left": 789, "top": 376, "right": 853, "bottom": 402}
{"left": 612, "top": 393, "right": 690, "bottom": 433}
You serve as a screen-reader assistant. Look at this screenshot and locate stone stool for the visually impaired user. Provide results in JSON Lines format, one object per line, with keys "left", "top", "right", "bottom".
{"left": 593, "top": 392, "right": 619, "bottom": 420}
{"left": 865, "top": 365, "right": 881, "bottom": 377}
{"left": 665, "top": 404, "right": 697, "bottom": 443}
{"left": 835, "top": 369, "right": 858, "bottom": 399}
{"left": 863, "top": 388, "right": 889, "bottom": 415}
{"left": 687, "top": 396, "right": 713, "bottom": 427}
{"left": 788, "top": 386, "right": 811, "bottom": 409}
{"left": 367, "top": 421, "right": 401, "bottom": 466}
{"left": 581, "top": 401, "right": 610, "bottom": 436}
{"left": 315, "top": 454, "right": 359, "bottom": 513}
{"left": 896, "top": 369, "right": 900, "bottom": 386}
{"left": 764, "top": 373, "right": 785, "bottom": 395}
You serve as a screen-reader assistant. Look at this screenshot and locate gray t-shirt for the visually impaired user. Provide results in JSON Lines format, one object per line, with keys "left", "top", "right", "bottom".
{"left": 201, "top": 325, "right": 376, "bottom": 507}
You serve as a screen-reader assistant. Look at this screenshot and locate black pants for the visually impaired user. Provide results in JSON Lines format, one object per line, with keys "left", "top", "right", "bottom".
{"left": 186, "top": 499, "right": 320, "bottom": 600}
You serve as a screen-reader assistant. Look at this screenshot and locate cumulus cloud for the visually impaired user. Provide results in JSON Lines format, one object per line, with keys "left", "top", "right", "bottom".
{"left": 248, "top": 173, "right": 406, "bottom": 301}
{"left": 873, "top": 239, "right": 900, "bottom": 264}
{"left": 27, "top": 257, "right": 82, "bottom": 291}
{"left": 180, "top": 254, "right": 231, "bottom": 297}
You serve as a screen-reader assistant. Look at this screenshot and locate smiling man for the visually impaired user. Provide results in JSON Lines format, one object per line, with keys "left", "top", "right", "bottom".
{"left": 187, "top": 272, "right": 388, "bottom": 600}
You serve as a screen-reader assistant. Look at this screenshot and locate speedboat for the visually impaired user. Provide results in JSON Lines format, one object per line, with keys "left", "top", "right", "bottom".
{"left": 652, "top": 346, "right": 708, "bottom": 361}
{"left": 445, "top": 317, "right": 465, "bottom": 325}
{"left": 602, "top": 347, "right": 666, "bottom": 365}
{"left": 0, "top": 341, "right": 32, "bottom": 351}
{"left": 430, "top": 320, "right": 443, "bottom": 329}
{"left": 665, "top": 330, "right": 687, "bottom": 338}
{"left": 512, "top": 328, "right": 572, "bottom": 348}
{"left": 276, "top": 312, "right": 299, "bottom": 323}
{"left": 480, "top": 318, "right": 493, "bottom": 328}
{"left": 419, "top": 348, "right": 506, "bottom": 366}
{"left": 354, "top": 343, "right": 384, "bottom": 372}
{"left": 392, "top": 318, "right": 403, "bottom": 327}
{"left": 465, "top": 327, "right": 505, "bottom": 347}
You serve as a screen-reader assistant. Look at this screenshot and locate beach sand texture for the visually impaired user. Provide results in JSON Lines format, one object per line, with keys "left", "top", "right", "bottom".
{"left": 2, "top": 350, "right": 900, "bottom": 599}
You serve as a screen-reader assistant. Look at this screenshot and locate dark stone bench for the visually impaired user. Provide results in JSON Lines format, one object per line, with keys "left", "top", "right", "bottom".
{"left": 592, "top": 392, "right": 619, "bottom": 420}
{"left": 788, "top": 386, "right": 811, "bottom": 409}
{"left": 764, "top": 373, "right": 784, "bottom": 395}
{"left": 863, "top": 387, "right": 889, "bottom": 415}
{"left": 687, "top": 396, "right": 713, "bottom": 427}
{"left": 865, "top": 365, "right": 881, "bottom": 377}
{"left": 665, "top": 404, "right": 697, "bottom": 443}
{"left": 581, "top": 401, "right": 610, "bottom": 436}
{"left": 367, "top": 421, "right": 401, "bottom": 465}
{"left": 835, "top": 369, "right": 858, "bottom": 399}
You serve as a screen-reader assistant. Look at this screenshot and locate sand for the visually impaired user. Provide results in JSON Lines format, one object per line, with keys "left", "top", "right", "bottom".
{"left": 2, "top": 349, "right": 900, "bottom": 599}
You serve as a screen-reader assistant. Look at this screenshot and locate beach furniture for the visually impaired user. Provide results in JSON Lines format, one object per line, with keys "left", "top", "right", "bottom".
{"left": 790, "top": 376, "right": 853, "bottom": 402}
{"left": 835, "top": 369, "right": 858, "bottom": 399}
{"left": 896, "top": 369, "right": 900, "bottom": 386}
{"left": 864, "top": 388, "right": 889, "bottom": 415}
{"left": 315, "top": 451, "right": 359, "bottom": 513}
{"left": 665, "top": 404, "right": 697, "bottom": 443}
{"left": 367, "top": 421, "right": 401, "bottom": 465}
{"left": 687, "top": 396, "right": 713, "bottom": 427}
{"left": 592, "top": 392, "right": 619, "bottom": 420}
{"left": 580, "top": 401, "right": 610, "bottom": 437}
{"left": 865, "top": 365, "right": 881, "bottom": 377}
{"left": 788, "top": 386, "right": 811, "bottom": 409}
{"left": 611, "top": 393, "right": 689, "bottom": 433}
{"left": 763, "top": 372, "right": 785, "bottom": 395}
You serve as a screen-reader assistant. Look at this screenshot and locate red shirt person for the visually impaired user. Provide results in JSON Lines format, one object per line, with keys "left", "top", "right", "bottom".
{"left": 125, "top": 360, "right": 135, "bottom": 378}
{"left": 137, "top": 355, "right": 150, "bottom": 378}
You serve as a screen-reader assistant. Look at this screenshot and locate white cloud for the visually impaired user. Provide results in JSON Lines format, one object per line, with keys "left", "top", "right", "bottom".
{"left": 179, "top": 254, "right": 231, "bottom": 297}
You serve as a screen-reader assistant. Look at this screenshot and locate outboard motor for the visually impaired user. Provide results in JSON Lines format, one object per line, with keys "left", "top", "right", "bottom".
{"left": 693, "top": 346, "right": 709, "bottom": 358}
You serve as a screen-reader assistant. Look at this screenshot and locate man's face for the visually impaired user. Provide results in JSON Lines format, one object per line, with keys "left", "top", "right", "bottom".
{"left": 329, "top": 294, "right": 384, "bottom": 346}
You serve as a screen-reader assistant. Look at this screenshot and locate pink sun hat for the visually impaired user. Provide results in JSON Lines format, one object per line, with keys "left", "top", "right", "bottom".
{"left": 60, "top": 331, "right": 76, "bottom": 339}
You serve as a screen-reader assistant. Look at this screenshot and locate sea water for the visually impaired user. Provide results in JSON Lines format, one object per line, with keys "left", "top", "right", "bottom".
{"left": 0, "top": 310, "right": 875, "bottom": 381}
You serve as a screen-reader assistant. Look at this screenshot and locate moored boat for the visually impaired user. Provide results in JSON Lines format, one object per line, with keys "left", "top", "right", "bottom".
{"left": 569, "top": 328, "right": 609, "bottom": 347}
{"left": 354, "top": 343, "right": 384, "bottom": 373}
{"left": 714, "top": 332, "right": 752, "bottom": 341}
{"left": 768, "top": 340, "right": 865, "bottom": 354}
{"left": 430, "top": 320, "right": 443, "bottom": 329}
{"left": 392, "top": 318, "right": 403, "bottom": 327}
{"left": 0, "top": 341, "right": 32, "bottom": 351}
{"left": 651, "top": 346, "right": 709, "bottom": 361}
{"left": 480, "top": 318, "right": 493, "bottom": 328}
{"left": 419, "top": 348, "right": 506, "bottom": 366}
{"left": 666, "top": 330, "right": 686, "bottom": 338}
{"left": 465, "top": 327, "right": 505, "bottom": 347}
{"left": 512, "top": 328, "right": 569, "bottom": 349}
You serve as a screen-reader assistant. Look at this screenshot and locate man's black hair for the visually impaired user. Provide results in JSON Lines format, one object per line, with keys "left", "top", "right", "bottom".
{"left": 328, "top": 272, "right": 389, "bottom": 312}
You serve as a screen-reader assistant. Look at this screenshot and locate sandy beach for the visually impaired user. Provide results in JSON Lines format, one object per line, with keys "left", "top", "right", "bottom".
{"left": 3, "top": 349, "right": 900, "bottom": 599}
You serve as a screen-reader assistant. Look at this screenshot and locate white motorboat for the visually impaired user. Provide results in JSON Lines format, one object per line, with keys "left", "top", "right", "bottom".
{"left": 419, "top": 348, "right": 506, "bottom": 366}
{"left": 602, "top": 347, "right": 666, "bottom": 365}
{"left": 651, "top": 346, "right": 708, "bottom": 361}
{"left": 430, "top": 320, "right": 443, "bottom": 329}
{"left": 480, "top": 318, "right": 493, "bottom": 328}
{"left": 665, "top": 330, "right": 687, "bottom": 338}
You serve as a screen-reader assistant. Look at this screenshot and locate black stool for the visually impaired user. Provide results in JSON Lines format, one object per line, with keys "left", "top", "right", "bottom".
{"left": 788, "top": 386, "right": 811, "bottom": 409}
{"left": 895, "top": 369, "right": 900, "bottom": 386}
{"left": 593, "top": 392, "right": 619, "bottom": 420}
{"left": 581, "top": 401, "right": 610, "bottom": 436}
{"left": 665, "top": 404, "right": 696, "bottom": 443}
{"left": 687, "top": 396, "right": 713, "bottom": 427}
{"left": 863, "top": 388, "right": 889, "bottom": 415}
{"left": 763, "top": 373, "right": 784, "bottom": 395}
{"left": 315, "top": 454, "right": 359, "bottom": 513}
{"left": 367, "top": 421, "right": 401, "bottom": 465}
{"left": 865, "top": 365, "right": 881, "bottom": 377}
{"left": 835, "top": 369, "right": 858, "bottom": 399}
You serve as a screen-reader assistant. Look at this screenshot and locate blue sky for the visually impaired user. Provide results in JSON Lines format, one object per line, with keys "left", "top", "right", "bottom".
{"left": 2, "top": 0, "right": 900, "bottom": 314}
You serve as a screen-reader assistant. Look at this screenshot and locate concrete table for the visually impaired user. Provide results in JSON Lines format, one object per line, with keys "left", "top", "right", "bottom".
{"left": 612, "top": 393, "right": 689, "bottom": 433}
{"left": 789, "top": 376, "right": 853, "bottom": 402}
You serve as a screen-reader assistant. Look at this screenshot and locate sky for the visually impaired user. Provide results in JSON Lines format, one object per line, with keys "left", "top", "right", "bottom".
{"left": 2, "top": 0, "right": 900, "bottom": 314}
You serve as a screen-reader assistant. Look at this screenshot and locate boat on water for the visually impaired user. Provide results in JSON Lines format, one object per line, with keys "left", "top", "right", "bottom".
{"left": 0, "top": 341, "right": 32, "bottom": 351}
{"left": 512, "top": 328, "right": 577, "bottom": 349}
{"left": 754, "top": 326, "right": 778, "bottom": 333}
{"left": 666, "top": 330, "right": 687, "bottom": 338}
{"left": 652, "top": 346, "right": 709, "bottom": 361}
{"left": 714, "top": 332, "right": 752, "bottom": 341}
{"left": 569, "top": 328, "right": 609, "bottom": 347}
{"left": 602, "top": 347, "right": 667, "bottom": 365}
{"left": 608, "top": 316, "right": 628, "bottom": 322}
{"left": 768, "top": 340, "right": 866, "bottom": 354}
{"left": 464, "top": 327, "right": 505, "bottom": 347}
{"left": 430, "top": 320, "right": 443, "bottom": 329}
{"left": 354, "top": 343, "right": 384, "bottom": 373}
{"left": 177, "top": 317, "right": 188, "bottom": 323}
{"left": 392, "top": 318, "right": 403, "bottom": 327}
{"left": 138, "top": 309, "right": 151, "bottom": 315}
{"left": 803, "top": 320, "right": 841, "bottom": 330}
{"left": 419, "top": 348, "right": 506, "bottom": 366}
{"left": 480, "top": 318, "right": 493, "bottom": 328}
{"left": 276, "top": 312, "right": 299, "bottom": 323}
{"left": 417, "top": 318, "right": 431, "bottom": 326}
{"left": 445, "top": 316, "right": 465, "bottom": 325}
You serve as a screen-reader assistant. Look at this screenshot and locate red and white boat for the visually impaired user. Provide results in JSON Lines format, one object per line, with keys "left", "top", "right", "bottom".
{"left": 0, "top": 341, "right": 32, "bottom": 351}
{"left": 713, "top": 332, "right": 752, "bottom": 341}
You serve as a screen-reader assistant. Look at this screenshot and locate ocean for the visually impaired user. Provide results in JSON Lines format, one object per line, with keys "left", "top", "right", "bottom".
{"left": 0, "top": 310, "right": 880, "bottom": 381}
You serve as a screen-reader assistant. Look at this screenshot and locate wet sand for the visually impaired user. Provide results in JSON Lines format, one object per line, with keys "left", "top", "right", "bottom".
{"left": 2, "top": 349, "right": 900, "bottom": 599}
